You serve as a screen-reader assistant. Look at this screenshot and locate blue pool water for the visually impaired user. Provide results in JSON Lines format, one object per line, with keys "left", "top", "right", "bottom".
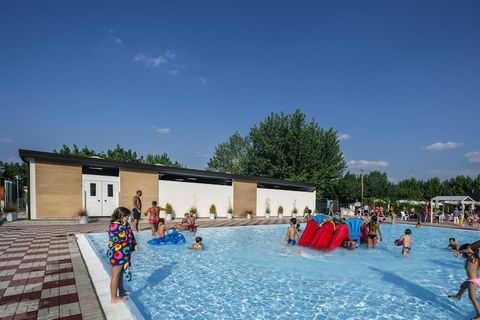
{"left": 87, "top": 224, "right": 480, "bottom": 319}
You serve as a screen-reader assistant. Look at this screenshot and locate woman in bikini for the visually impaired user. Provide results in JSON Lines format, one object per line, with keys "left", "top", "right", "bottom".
{"left": 172, "top": 213, "right": 190, "bottom": 231}
{"left": 144, "top": 201, "right": 165, "bottom": 238}
{"left": 367, "top": 216, "right": 383, "bottom": 248}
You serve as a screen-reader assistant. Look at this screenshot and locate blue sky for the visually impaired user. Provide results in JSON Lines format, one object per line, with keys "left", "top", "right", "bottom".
{"left": 1, "top": 1, "right": 479, "bottom": 181}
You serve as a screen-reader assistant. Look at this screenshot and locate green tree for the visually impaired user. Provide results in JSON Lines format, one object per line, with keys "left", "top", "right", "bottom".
{"left": 0, "top": 161, "right": 27, "bottom": 184}
{"left": 106, "top": 145, "right": 143, "bottom": 162}
{"left": 242, "top": 110, "right": 346, "bottom": 196}
{"left": 206, "top": 132, "right": 250, "bottom": 174}
{"left": 144, "top": 153, "right": 184, "bottom": 168}
{"left": 335, "top": 172, "right": 361, "bottom": 203}
{"left": 364, "top": 171, "right": 391, "bottom": 199}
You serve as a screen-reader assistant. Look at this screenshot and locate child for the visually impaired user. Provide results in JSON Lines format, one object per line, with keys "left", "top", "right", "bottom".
{"left": 157, "top": 218, "right": 167, "bottom": 239}
{"left": 416, "top": 222, "right": 421, "bottom": 228}
{"left": 191, "top": 236, "right": 203, "bottom": 250}
{"left": 448, "top": 238, "right": 458, "bottom": 251}
{"left": 144, "top": 201, "right": 166, "bottom": 238}
{"left": 399, "top": 229, "right": 412, "bottom": 255}
{"left": 296, "top": 223, "right": 301, "bottom": 233}
{"left": 304, "top": 209, "right": 312, "bottom": 223}
{"left": 448, "top": 242, "right": 480, "bottom": 319}
{"left": 342, "top": 238, "right": 357, "bottom": 250}
{"left": 367, "top": 216, "right": 383, "bottom": 248}
{"left": 107, "top": 207, "right": 137, "bottom": 303}
{"left": 285, "top": 218, "right": 299, "bottom": 245}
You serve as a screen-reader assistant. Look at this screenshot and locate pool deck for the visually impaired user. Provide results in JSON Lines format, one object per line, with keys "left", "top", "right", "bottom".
{"left": 0, "top": 217, "right": 478, "bottom": 320}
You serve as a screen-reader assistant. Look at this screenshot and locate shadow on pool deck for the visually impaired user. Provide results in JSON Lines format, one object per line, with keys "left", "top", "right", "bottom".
{"left": 370, "top": 267, "right": 464, "bottom": 318}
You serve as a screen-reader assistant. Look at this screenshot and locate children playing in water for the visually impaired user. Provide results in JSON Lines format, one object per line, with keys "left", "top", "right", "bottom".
{"left": 304, "top": 209, "right": 312, "bottom": 223}
{"left": 448, "top": 238, "right": 458, "bottom": 251}
{"left": 191, "top": 236, "right": 203, "bottom": 250}
{"left": 157, "top": 218, "right": 167, "bottom": 239}
{"left": 144, "top": 201, "right": 166, "bottom": 238}
{"left": 448, "top": 241, "right": 480, "bottom": 319}
{"left": 367, "top": 216, "right": 383, "bottom": 248}
{"left": 342, "top": 238, "right": 357, "bottom": 250}
{"left": 399, "top": 229, "right": 412, "bottom": 255}
{"left": 285, "top": 218, "right": 299, "bottom": 245}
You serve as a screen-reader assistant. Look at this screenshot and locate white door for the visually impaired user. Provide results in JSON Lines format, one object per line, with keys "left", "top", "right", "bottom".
{"left": 84, "top": 181, "right": 102, "bottom": 216}
{"left": 102, "top": 181, "right": 119, "bottom": 216}
{"left": 84, "top": 179, "right": 119, "bottom": 216}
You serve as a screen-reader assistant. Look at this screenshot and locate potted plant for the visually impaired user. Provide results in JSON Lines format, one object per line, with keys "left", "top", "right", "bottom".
{"left": 78, "top": 209, "right": 88, "bottom": 224}
{"left": 227, "top": 206, "right": 233, "bottom": 220}
{"left": 189, "top": 206, "right": 198, "bottom": 218}
{"left": 5, "top": 204, "right": 17, "bottom": 222}
{"left": 209, "top": 204, "right": 217, "bottom": 220}
{"left": 278, "top": 206, "right": 284, "bottom": 218}
{"left": 265, "top": 199, "right": 271, "bottom": 219}
{"left": 165, "top": 203, "right": 173, "bottom": 221}
{"left": 246, "top": 209, "right": 253, "bottom": 220}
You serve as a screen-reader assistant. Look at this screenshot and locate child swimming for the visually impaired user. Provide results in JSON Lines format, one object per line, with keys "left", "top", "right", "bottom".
{"left": 285, "top": 218, "right": 299, "bottom": 245}
{"left": 399, "top": 229, "right": 412, "bottom": 256}
{"left": 367, "top": 216, "right": 383, "bottom": 248}
{"left": 448, "top": 242, "right": 480, "bottom": 319}
{"left": 191, "top": 236, "right": 203, "bottom": 250}
{"left": 157, "top": 218, "right": 167, "bottom": 239}
{"left": 448, "top": 238, "right": 459, "bottom": 251}
{"left": 342, "top": 238, "right": 357, "bottom": 250}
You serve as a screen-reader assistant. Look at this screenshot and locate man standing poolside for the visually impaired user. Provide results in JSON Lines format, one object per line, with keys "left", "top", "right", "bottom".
{"left": 132, "top": 190, "right": 142, "bottom": 232}
{"left": 453, "top": 207, "right": 460, "bottom": 225}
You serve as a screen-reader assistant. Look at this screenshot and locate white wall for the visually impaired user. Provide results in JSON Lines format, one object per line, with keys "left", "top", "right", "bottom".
{"left": 256, "top": 188, "right": 316, "bottom": 217}
{"left": 159, "top": 180, "right": 233, "bottom": 218}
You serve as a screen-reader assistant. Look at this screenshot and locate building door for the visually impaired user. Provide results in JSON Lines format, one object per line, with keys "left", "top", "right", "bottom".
{"left": 83, "top": 180, "right": 119, "bottom": 216}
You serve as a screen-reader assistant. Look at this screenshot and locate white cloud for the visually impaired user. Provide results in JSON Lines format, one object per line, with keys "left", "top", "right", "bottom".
{"left": 134, "top": 50, "right": 176, "bottom": 68}
{"left": 338, "top": 133, "right": 349, "bottom": 141}
{"left": 347, "top": 160, "right": 389, "bottom": 168}
{"left": 423, "top": 141, "right": 463, "bottom": 151}
{"left": 107, "top": 29, "right": 125, "bottom": 47}
{"left": 0, "top": 138, "right": 13, "bottom": 144}
{"left": 156, "top": 128, "right": 171, "bottom": 134}
{"left": 6, "top": 156, "right": 20, "bottom": 163}
{"left": 465, "top": 151, "right": 480, "bottom": 163}
{"left": 169, "top": 69, "right": 179, "bottom": 75}
{"left": 198, "top": 77, "right": 207, "bottom": 86}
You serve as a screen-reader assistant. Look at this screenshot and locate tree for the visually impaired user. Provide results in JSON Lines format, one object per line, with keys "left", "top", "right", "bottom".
{"left": 242, "top": 110, "right": 346, "bottom": 196}
{"left": 364, "top": 171, "right": 391, "bottom": 199}
{"left": 206, "top": 132, "right": 250, "bottom": 174}
{"left": 335, "top": 172, "right": 361, "bottom": 203}
{"left": 0, "top": 161, "right": 27, "bottom": 184}
{"left": 144, "top": 153, "right": 184, "bottom": 168}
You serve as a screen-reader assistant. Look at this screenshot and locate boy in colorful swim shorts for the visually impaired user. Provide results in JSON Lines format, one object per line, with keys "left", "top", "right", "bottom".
{"left": 399, "top": 229, "right": 412, "bottom": 256}
{"left": 285, "top": 218, "right": 299, "bottom": 245}
{"left": 107, "top": 207, "right": 138, "bottom": 303}
{"left": 448, "top": 241, "right": 480, "bottom": 319}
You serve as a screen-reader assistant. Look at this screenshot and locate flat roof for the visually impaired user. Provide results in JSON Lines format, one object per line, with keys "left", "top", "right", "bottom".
{"left": 19, "top": 149, "right": 317, "bottom": 192}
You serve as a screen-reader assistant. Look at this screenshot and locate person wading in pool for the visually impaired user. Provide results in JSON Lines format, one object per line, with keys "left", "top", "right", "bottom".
{"left": 449, "top": 240, "right": 480, "bottom": 319}
{"left": 367, "top": 216, "right": 383, "bottom": 248}
{"left": 132, "top": 190, "right": 142, "bottom": 232}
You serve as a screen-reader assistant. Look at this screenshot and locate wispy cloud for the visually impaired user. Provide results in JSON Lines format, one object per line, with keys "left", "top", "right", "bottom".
{"left": 465, "top": 151, "right": 480, "bottom": 163}
{"left": 0, "top": 138, "right": 13, "bottom": 144}
{"left": 338, "top": 133, "right": 349, "bottom": 141}
{"left": 423, "top": 141, "right": 463, "bottom": 151}
{"left": 198, "top": 77, "right": 207, "bottom": 86}
{"left": 347, "top": 160, "right": 389, "bottom": 168}
{"left": 5, "top": 156, "right": 20, "bottom": 163}
{"left": 134, "top": 50, "right": 176, "bottom": 68}
{"left": 107, "top": 29, "right": 125, "bottom": 47}
{"left": 156, "top": 128, "right": 171, "bottom": 134}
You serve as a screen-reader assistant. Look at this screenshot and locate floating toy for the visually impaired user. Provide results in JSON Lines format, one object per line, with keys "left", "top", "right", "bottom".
{"left": 394, "top": 239, "right": 403, "bottom": 246}
{"left": 148, "top": 228, "right": 186, "bottom": 245}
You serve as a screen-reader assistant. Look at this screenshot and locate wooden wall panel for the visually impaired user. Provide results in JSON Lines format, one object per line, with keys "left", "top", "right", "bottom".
{"left": 119, "top": 168, "right": 159, "bottom": 211}
{"left": 35, "top": 162, "right": 82, "bottom": 219}
{"left": 233, "top": 180, "right": 257, "bottom": 217}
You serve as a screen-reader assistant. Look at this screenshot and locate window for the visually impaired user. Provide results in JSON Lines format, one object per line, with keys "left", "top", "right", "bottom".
{"left": 107, "top": 184, "right": 113, "bottom": 197}
{"left": 89, "top": 183, "right": 96, "bottom": 197}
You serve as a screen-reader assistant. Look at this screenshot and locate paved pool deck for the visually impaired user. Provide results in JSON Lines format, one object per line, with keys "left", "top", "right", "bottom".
{"left": 0, "top": 217, "right": 477, "bottom": 320}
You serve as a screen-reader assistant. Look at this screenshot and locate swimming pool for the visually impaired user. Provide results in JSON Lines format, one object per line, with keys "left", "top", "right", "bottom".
{"left": 86, "top": 223, "right": 480, "bottom": 319}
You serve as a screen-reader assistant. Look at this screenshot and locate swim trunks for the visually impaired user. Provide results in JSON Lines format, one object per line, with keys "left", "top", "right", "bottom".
{"left": 288, "top": 239, "right": 296, "bottom": 246}
{"left": 403, "top": 246, "right": 411, "bottom": 252}
{"left": 132, "top": 209, "right": 141, "bottom": 220}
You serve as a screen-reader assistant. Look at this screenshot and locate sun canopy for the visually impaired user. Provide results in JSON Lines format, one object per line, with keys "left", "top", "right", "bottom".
{"left": 429, "top": 196, "right": 477, "bottom": 223}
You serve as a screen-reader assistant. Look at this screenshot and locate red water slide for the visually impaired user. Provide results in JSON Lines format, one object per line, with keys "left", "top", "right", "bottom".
{"left": 311, "top": 221, "right": 335, "bottom": 250}
{"left": 326, "top": 224, "right": 349, "bottom": 251}
{"left": 298, "top": 220, "right": 318, "bottom": 246}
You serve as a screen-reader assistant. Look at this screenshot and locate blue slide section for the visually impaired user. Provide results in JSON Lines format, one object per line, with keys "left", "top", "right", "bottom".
{"left": 345, "top": 218, "right": 364, "bottom": 242}
{"left": 311, "top": 214, "right": 330, "bottom": 225}
{"left": 148, "top": 228, "right": 186, "bottom": 245}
